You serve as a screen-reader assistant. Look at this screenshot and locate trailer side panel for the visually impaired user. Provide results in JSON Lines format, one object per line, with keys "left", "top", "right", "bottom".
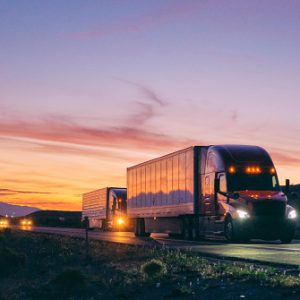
{"left": 127, "top": 147, "right": 196, "bottom": 218}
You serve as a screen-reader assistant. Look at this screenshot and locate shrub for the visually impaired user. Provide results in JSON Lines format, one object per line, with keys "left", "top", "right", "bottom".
{"left": 0, "top": 247, "right": 26, "bottom": 277}
{"left": 141, "top": 259, "right": 167, "bottom": 279}
{"left": 50, "top": 268, "right": 86, "bottom": 294}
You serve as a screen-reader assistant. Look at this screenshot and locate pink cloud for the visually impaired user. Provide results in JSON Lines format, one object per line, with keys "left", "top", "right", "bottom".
{"left": 0, "top": 114, "right": 196, "bottom": 153}
{"left": 270, "top": 151, "right": 300, "bottom": 166}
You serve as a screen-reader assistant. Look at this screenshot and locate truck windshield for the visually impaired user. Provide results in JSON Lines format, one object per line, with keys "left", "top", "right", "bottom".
{"left": 227, "top": 173, "right": 280, "bottom": 192}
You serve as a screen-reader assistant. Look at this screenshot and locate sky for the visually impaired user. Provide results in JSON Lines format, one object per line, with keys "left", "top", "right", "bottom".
{"left": 1, "top": 0, "right": 300, "bottom": 211}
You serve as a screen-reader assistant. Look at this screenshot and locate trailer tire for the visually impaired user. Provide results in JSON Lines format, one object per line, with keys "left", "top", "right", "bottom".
{"left": 134, "top": 218, "right": 150, "bottom": 237}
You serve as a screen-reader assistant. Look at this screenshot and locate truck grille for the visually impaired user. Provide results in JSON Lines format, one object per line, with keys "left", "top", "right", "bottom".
{"left": 252, "top": 201, "right": 285, "bottom": 217}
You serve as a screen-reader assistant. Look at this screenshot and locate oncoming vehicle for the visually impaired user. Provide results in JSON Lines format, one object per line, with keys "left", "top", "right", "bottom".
{"left": 0, "top": 218, "right": 9, "bottom": 227}
{"left": 20, "top": 219, "right": 33, "bottom": 226}
{"left": 127, "top": 145, "right": 297, "bottom": 243}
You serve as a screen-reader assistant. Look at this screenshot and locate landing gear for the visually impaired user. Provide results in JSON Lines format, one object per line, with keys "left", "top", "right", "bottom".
{"left": 182, "top": 217, "right": 197, "bottom": 240}
{"left": 134, "top": 218, "right": 150, "bottom": 237}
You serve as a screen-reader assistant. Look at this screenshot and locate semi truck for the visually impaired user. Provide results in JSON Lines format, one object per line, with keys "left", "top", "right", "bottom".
{"left": 82, "top": 187, "right": 127, "bottom": 230}
{"left": 127, "top": 145, "right": 297, "bottom": 242}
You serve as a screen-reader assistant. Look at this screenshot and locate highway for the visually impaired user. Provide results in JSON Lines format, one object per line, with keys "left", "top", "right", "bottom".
{"left": 14, "top": 226, "right": 300, "bottom": 267}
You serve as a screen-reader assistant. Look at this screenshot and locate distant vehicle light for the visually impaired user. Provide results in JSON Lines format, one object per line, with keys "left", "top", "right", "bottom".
{"left": 229, "top": 166, "right": 235, "bottom": 173}
{"left": 288, "top": 210, "right": 297, "bottom": 219}
{"left": 0, "top": 219, "right": 8, "bottom": 226}
{"left": 237, "top": 210, "right": 250, "bottom": 219}
{"left": 117, "top": 218, "right": 124, "bottom": 225}
{"left": 21, "top": 219, "right": 32, "bottom": 226}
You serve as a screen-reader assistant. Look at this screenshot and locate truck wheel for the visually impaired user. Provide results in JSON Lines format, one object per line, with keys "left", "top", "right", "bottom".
{"left": 280, "top": 236, "right": 293, "bottom": 244}
{"left": 224, "top": 217, "right": 234, "bottom": 242}
{"left": 134, "top": 218, "right": 150, "bottom": 237}
{"left": 280, "top": 224, "right": 295, "bottom": 244}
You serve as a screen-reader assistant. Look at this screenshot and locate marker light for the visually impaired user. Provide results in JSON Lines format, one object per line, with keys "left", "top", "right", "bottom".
{"left": 237, "top": 210, "right": 250, "bottom": 219}
{"left": 246, "top": 166, "right": 261, "bottom": 174}
{"left": 270, "top": 168, "right": 276, "bottom": 174}
{"left": 229, "top": 166, "right": 235, "bottom": 173}
{"left": 117, "top": 218, "right": 124, "bottom": 225}
{"left": 288, "top": 210, "right": 297, "bottom": 219}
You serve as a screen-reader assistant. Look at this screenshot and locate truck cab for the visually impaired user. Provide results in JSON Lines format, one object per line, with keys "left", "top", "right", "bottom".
{"left": 202, "top": 145, "right": 297, "bottom": 243}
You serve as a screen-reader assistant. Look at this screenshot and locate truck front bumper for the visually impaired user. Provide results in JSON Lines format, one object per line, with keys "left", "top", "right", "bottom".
{"left": 233, "top": 216, "right": 297, "bottom": 240}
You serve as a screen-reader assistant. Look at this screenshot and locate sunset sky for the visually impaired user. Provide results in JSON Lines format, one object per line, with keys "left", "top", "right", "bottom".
{"left": 1, "top": 0, "right": 300, "bottom": 211}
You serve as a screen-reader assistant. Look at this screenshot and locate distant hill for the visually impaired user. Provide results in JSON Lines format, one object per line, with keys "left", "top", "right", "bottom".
{"left": 26, "top": 210, "right": 82, "bottom": 228}
{"left": 0, "top": 202, "right": 39, "bottom": 217}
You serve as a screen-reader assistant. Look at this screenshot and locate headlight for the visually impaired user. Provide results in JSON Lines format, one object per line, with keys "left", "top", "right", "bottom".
{"left": 288, "top": 209, "right": 297, "bottom": 219}
{"left": 117, "top": 218, "right": 124, "bottom": 225}
{"left": 237, "top": 210, "right": 250, "bottom": 219}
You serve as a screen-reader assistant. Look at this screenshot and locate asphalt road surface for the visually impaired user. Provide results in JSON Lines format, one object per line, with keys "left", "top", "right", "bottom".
{"left": 12, "top": 225, "right": 300, "bottom": 267}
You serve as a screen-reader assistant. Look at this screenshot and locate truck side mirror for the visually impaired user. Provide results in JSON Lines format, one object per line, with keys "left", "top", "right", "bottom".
{"left": 214, "top": 178, "right": 220, "bottom": 193}
{"left": 285, "top": 179, "right": 290, "bottom": 194}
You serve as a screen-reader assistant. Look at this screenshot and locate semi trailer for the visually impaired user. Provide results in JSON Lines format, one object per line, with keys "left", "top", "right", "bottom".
{"left": 82, "top": 187, "right": 127, "bottom": 230}
{"left": 127, "top": 145, "right": 297, "bottom": 242}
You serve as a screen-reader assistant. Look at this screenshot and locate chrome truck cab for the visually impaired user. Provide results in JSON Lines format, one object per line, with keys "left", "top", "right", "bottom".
{"left": 202, "top": 145, "right": 297, "bottom": 243}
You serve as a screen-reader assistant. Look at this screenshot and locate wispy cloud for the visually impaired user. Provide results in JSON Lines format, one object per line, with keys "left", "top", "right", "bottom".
{"left": 0, "top": 117, "right": 192, "bottom": 151}
{"left": 0, "top": 81, "right": 193, "bottom": 156}
{"left": 117, "top": 78, "right": 167, "bottom": 106}
{"left": 116, "top": 78, "right": 167, "bottom": 127}
{"left": 269, "top": 151, "right": 300, "bottom": 166}
{"left": 0, "top": 188, "right": 53, "bottom": 196}
{"left": 68, "top": 1, "right": 202, "bottom": 39}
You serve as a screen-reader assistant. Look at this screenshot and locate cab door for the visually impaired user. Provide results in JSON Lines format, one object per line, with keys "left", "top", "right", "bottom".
{"left": 213, "top": 173, "right": 228, "bottom": 234}
{"left": 203, "top": 173, "right": 217, "bottom": 235}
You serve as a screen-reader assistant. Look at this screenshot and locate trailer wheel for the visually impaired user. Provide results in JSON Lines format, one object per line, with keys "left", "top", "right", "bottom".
{"left": 224, "top": 217, "right": 234, "bottom": 242}
{"left": 134, "top": 218, "right": 150, "bottom": 237}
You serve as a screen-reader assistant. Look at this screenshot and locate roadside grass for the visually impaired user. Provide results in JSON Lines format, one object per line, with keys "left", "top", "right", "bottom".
{"left": 1, "top": 229, "right": 300, "bottom": 299}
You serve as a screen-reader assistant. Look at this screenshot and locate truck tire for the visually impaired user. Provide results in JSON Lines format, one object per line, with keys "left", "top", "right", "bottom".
{"left": 134, "top": 218, "right": 150, "bottom": 237}
{"left": 280, "top": 223, "right": 296, "bottom": 244}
